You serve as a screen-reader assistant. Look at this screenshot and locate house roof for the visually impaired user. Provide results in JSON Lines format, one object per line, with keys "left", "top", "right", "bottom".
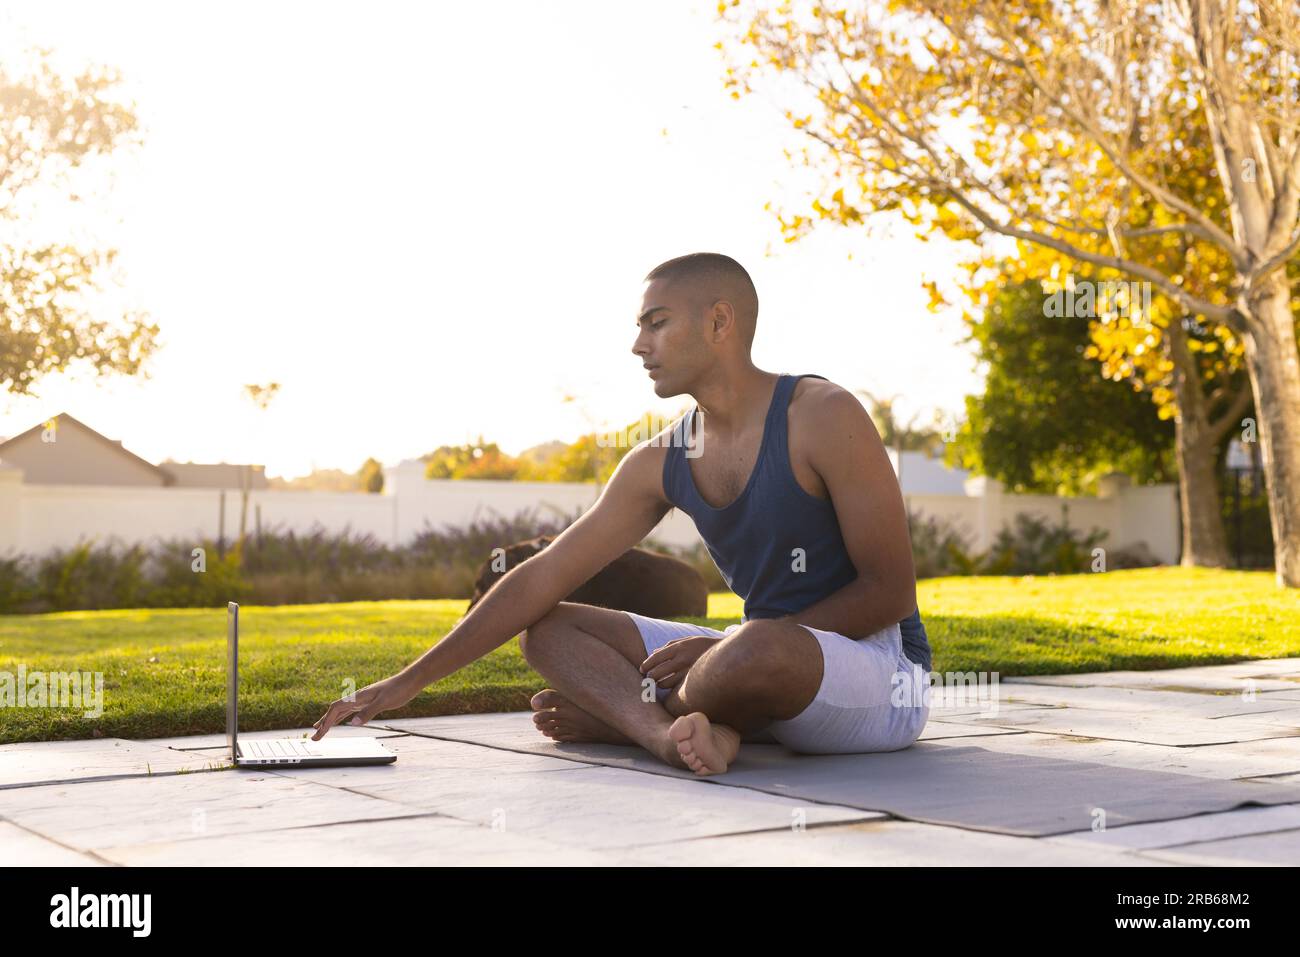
{"left": 158, "top": 461, "right": 268, "bottom": 489}
{"left": 0, "top": 412, "right": 174, "bottom": 485}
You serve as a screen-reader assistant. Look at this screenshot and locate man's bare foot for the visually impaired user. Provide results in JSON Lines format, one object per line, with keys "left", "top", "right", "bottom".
{"left": 530, "top": 689, "right": 634, "bottom": 745}
{"left": 668, "top": 712, "right": 741, "bottom": 776}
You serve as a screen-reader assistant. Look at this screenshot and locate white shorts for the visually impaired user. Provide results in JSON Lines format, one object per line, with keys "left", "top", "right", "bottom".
{"left": 624, "top": 612, "right": 930, "bottom": 754}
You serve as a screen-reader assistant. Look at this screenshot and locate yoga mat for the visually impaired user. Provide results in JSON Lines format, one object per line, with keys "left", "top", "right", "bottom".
{"left": 378, "top": 713, "right": 1300, "bottom": 838}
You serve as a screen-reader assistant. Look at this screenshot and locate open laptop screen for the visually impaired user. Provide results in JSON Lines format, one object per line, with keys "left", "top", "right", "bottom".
{"left": 227, "top": 601, "right": 239, "bottom": 760}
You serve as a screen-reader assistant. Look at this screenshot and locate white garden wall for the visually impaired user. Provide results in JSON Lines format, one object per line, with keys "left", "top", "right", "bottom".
{"left": 0, "top": 458, "right": 1179, "bottom": 565}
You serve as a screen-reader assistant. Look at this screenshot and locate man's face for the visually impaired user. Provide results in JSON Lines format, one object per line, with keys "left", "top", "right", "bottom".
{"left": 632, "top": 277, "right": 705, "bottom": 397}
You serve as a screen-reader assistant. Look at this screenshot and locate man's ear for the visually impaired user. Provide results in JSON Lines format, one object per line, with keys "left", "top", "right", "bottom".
{"left": 709, "top": 300, "right": 735, "bottom": 342}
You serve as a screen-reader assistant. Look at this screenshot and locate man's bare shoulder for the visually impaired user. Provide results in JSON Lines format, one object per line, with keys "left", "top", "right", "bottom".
{"left": 608, "top": 415, "right": 685, "bottom": 509}
{"left": 789, "top": 376, "right": 865, "bottom": 436}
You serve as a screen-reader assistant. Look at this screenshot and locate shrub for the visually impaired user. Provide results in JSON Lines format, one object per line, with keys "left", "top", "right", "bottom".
{"left": 145, "top": 537, "right": 250, "bottom": 607}
{"left": 907, "top": 508, "right": 980, "bottom": 578}
{"left": 405, "top": 504, "right": 582, "bottom": 570}
{"left": 983, "top": 510, "right": 1108, "bottom": 575}
{"left": 0, "top": 500, "right": 1141, "bottom": 613}
{"left": 907, "top": 507, "right": 1115, "bottom": 577}
{"left": 32, "top": 539, "right": 150, "bottom": 611}
{"left": 0, "top": 552, "right": 36, "bottom": 613}
{"left": 0, "top": 508, "right": 589, "bottom": 610}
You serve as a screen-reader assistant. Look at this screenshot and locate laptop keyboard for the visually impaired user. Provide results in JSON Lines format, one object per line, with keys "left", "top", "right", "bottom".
{"left": 245, "top": 738, "right": 316, "bottom": 758}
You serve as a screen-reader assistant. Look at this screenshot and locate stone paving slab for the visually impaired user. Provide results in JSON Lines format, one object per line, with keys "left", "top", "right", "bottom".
{"left": 1268, "top": 771, "right": 1300, "bottom": 784}
{"left": 608, "top": 818, "right": 1172, "bottom": 866}
{"left": 1008, "top": 660, "right": 1300, "bottom": 692}
{"left": 91, "top": 803, "right": 1165, "bottom": 867}
{"left": 0, "top": 821, "right": 106, "bottom": 866}
{"left": 976, "top": 682, "right": 1300, "bottom": 719}
{"left": 924, "top": 684, "right": 1063, "bottom": 715}
{"left": 0, "top": 769, "right": 420, "bottom": 853}
{"left": 298, "top": 761, "right": 882, "bottom": 849}
{"left": 924, "top": 728, "right": 1300, "bottom": 780}
{"left": 0, "top": 738, "right": 229, "bottom": 789}
{"left": 97, "top": 815, "right": 617, "bottom": 866}
{"left": 926, "top": 684, "right": 1052, "bottom": 704}
{"left": 1210, "top": 710, "right": 1300, "bottom": 733}
{"left": 917, "top": 723, "right": 1027, "bottom": 740}
{"left": 1042, "top": 803, "right": 1300, "bottom": 851}
{"left": 931, "top": 705, "right": 1300, "bottom": 746}
{"left": 1138, "top": 829, "right": 1300, "bottom": 866}
{"left": 1012, "top": 676, "right": 1300, "bottom": 699}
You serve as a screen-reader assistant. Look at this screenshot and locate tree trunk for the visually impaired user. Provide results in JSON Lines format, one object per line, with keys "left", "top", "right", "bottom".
{"left": 1239, "top": 271, "right": 1300, "bottom": 587}
{"left": 1174, "top": 423, "right": 1230, "bottom": 568}
{"left": 1166, "top": 312, "right": 1232, "bottom": 567}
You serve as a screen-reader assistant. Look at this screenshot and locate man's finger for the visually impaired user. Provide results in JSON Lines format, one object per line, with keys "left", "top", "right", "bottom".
{"left": 311, "top": 710, "right": 335, "bottom": 741}
{"left": 643, "top": 659, "right": 679, "bottom": 682}
{"left": 313, "top": 700, "right": 353, "bottom": 740}
{"left": 640, "top": 647, "right": 680, "bottom": 672}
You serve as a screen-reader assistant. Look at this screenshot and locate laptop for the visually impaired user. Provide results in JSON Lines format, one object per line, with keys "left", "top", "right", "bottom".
{"left": 227, "top": 602, "right": 397, "bottom": 767}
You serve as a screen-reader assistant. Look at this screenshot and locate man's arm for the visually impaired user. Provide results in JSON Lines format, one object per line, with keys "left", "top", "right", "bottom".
{"left": 394, "top": 441, "right": 673, "bottom": 692}
{"left": 776, "top": 387, "right": 917, "bottom": 639}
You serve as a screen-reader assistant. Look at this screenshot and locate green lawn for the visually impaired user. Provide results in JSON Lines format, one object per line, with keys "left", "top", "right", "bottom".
{"left": 1, "top": 567, "right": 1297, "bottom": 744}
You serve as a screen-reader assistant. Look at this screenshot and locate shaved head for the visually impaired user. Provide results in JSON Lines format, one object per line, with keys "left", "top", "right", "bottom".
{"left": 643, "top": 252, "right": 759, "bottom": 351}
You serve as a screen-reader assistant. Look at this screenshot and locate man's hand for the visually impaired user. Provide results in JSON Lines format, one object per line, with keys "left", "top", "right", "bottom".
{"left": 639, "top": 635, "right": 720, "bottom": 689}
{"left": 312, "top": 673, "right": 419, "bottom": 741}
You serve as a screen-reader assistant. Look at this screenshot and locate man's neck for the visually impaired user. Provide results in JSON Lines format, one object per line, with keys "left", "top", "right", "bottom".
{"left": 692, "top": 369, "right": 780, "bottom": 440}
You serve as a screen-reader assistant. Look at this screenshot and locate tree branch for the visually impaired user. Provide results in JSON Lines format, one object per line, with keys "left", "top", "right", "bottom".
{"left": 975, "top": 9, "right": 1248, "bottom": 268}
{"left": 936, "top": 181, "right": 1243, "bottom": 328}
{"left": 1208, "top": 380, "right": 1257, "bottom": 445}
{"left": 1252, "top": 226, "right": 1300, "bottom": 284}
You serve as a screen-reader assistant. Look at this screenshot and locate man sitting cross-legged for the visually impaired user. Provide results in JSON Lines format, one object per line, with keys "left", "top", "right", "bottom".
{"left": 312, "top": 252, "right": 933, "bottom": 776}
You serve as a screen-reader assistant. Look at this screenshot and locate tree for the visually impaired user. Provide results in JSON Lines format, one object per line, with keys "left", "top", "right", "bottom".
{"left": 983, "top": 87, "right": 1282, "bottom": 565}
{"left": 952, "top": 276, "right": 1178, "bottom": 494}
{"left": 357, "top": 457, "right": 385, "bottom": 493}
{"left": 239, "top": 381, "right": 280, "bottom": 546}
{"left": 1, "top": 48, "right": 159, "bottom": 397}
{"left": 718, "top": 0, "right": 1300, "bottom": 586}
{"left": 422, "top": 437, "right": 520, "bottom": 480}
{"left": 543, "top": 433, "right": 622, "bottom": 484}
{"left": 415, "top": 409, "right": 692, "bottom": 484}
{"left": 856, "top": 389, "right": 948, "bottom": 455}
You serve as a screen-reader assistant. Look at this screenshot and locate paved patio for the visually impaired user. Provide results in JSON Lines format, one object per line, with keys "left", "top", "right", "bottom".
{"left": 5, "top": 659, "right": 1300, "bottom": 865}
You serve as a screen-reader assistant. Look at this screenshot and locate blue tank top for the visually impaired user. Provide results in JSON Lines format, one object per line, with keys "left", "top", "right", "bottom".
{"left": 662, "top": 373, "right": 932, "bottom": 672}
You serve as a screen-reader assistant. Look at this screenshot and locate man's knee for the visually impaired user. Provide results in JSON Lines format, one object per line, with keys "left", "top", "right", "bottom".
{"left": 711, "top": 619, "right": 810, "bottom": 689}
{"left": 518, "top": 604, "right": 572, "bottom": 662}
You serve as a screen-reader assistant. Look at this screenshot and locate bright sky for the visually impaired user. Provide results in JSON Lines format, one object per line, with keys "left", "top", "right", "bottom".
{"left": 0, "top": 0, "right": 981, "bottom": 480}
